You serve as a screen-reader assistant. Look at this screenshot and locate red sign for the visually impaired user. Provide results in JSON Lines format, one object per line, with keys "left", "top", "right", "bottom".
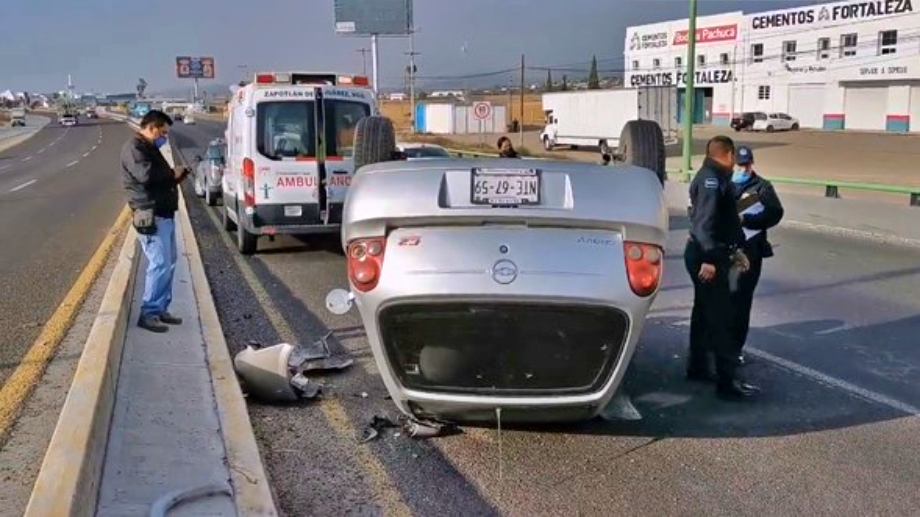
{"left": 673, "top": 24, "right": 738, "bottom": 45}
{"left": 473, "top": 102, "right": 492, "bottom": 121}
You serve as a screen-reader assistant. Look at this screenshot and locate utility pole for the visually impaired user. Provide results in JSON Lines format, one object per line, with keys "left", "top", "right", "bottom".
{"left": 682, "top": 0, "right": 698, "bottom": 179}
{"left": 520, "top": 54, "right": 525, "bottom": 147}
{"left": 405, "top": 30, "right": 420, "bottom": 133}
{"left": 356, "top": 48, "right": 369, "bottom": 76}
{"left": 371, "top": 34, "right": 380, "bottom": 96}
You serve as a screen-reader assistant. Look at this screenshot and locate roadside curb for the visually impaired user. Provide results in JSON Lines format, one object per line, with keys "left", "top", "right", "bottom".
{"left": 24, "top": 219, "right": 137, "bottom": 516}
{"left": 0, "top": 116, "right": 50, "bottom": 153}
{"left": 177, "top": 187, "right": 278, "bottom": 514}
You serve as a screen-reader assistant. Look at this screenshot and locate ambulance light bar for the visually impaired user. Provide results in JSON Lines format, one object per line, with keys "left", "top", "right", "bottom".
{"left": 253, "top": 73, "right": 371, "bottom": 87}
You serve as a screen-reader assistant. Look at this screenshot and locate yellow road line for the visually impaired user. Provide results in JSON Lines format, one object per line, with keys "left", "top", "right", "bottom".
{"left": 198, "top": 202, "right": 410, "bottom": 515}
{"left": 0, "top": 206, "right": 131, "bottom": 441}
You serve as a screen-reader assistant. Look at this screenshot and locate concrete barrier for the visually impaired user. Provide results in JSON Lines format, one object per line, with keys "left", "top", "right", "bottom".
{"left": 24, "top": 224, "right": 137, "bottom": 516}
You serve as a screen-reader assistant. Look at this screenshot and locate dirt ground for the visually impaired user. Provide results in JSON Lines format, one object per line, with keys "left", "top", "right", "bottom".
{"left": 416, "top": 127, "right": 920, "bottom": 189}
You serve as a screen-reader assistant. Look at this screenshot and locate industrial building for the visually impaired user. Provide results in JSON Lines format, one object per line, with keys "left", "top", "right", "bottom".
{"left": 624, "top": 0, "right": 920, "bottom": 132}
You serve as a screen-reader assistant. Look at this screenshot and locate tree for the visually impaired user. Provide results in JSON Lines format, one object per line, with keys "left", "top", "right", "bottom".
{"left": 561, "top": 75, "right": 568, "bottom": 91}
{"left": 545, "top": 69, "right": 553, "bottom": 92}
{"left": 588, "top": 55, "right": 600, "bottom": 89}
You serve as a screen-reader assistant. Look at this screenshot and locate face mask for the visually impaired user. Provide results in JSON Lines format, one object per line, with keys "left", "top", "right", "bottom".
{"left": 154, "top": 136, "right": 168, "bottom": 148}
{"left": 732, "top": 169, "right": 752, "bottom": 184}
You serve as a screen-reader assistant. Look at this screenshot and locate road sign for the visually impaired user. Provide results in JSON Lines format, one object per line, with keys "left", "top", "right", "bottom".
{"left": 473, "top": 102, "right": 492, "bottom": 121}
{"left": 176, "top": 57, "right": 216, "bottom": 79}
{"left": 334, "top": 0, "right": 413, "bottom": 35}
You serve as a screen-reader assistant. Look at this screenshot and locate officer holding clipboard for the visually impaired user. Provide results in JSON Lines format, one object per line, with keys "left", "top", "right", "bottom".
{"left": 730, "top": 146, "right": 784, "bottom": 366}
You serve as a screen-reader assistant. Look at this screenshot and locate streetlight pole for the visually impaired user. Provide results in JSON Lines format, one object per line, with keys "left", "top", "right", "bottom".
{"left": 682, "top": 0, "right": 698, "bottom": 179}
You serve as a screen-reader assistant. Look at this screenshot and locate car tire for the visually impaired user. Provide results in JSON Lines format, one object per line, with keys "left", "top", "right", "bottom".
{"left": 222, "top": 204, "right": 237, "bottom": 231}
{"left": 237, "top": 207, "right": 258, "bottom": 255}
{"left": 791, "top": 123, "right": 799, "bottom": 131}
{"left": 352, "top": 116, "right": 396, "bottom": 171}
{"left": 766, "top": 125, "right": 775, "bottom": 132}
{"left": 618, "top": 119, "right": 666, "bottom": 185}
{"left": 543, "top": 136, "right": 552, "bottom": 151}
{"left": 205, "top": 187, "right": 217, "bottom": 206}
{"left": 598, "top": 141, "right": 608, "bottom": 155}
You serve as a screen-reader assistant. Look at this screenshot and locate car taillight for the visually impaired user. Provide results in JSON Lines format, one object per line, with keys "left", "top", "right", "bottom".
{"left": 347, "top": 238, "right": 386, "bottom": 292}
{"left": 256, "top": 74, "right": 274, "bottom": 84}
{"left": 243, "top": 158, "right": 255, "bottom": 207}
{"left": 624, "top": 241, "right": 663, "bottom": 297}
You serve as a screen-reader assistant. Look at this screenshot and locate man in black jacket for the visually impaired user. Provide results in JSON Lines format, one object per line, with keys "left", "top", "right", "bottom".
{"left": 730, "top": 146, "right": 784, "bottom": 365}
{"left": 685, "top": 136, "right": 760, "bottom": 400}
{"left": 121, "top": 110, "right": 190, "bottom": 333}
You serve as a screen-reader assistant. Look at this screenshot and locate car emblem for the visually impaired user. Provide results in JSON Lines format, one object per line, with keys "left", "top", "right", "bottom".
{"left": 491, "top": 259, "right": 518, "bottom": 285}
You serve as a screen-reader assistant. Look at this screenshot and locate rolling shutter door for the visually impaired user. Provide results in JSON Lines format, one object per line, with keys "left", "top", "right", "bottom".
{"left": 844, "top": 86, "right": 887, "bottom": 131}
{"left": 788, "top": 84, "right": 824, "bottom": 128}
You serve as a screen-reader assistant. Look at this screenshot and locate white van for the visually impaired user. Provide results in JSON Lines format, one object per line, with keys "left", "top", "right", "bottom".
{"left": 223, "top": 72, "right": 377, "bottom": 254}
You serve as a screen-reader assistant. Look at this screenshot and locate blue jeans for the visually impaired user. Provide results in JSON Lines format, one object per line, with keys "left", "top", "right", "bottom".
{"left": 139, "top": 216, "right": 177, "bottom": 318}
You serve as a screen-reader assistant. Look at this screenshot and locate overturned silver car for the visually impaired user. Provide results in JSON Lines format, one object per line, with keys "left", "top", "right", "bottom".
{"left": 329, "top": 117, "right": 668, "bottom": 424}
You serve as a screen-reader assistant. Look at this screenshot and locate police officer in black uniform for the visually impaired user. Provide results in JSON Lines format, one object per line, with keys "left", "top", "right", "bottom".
{"left": 685, "top": 136, "right": 760, "bottom": 400}
{"left": 730, "top": 146, "right": 784, "bottom": 366}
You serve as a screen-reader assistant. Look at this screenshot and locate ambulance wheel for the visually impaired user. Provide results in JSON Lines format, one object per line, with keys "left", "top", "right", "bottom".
{"left": 353, "top": 116, "right": 396, "bottom": 171}
{"left": 619, "top": 120, "right": 665, "bottom": 185}
{"left": 236, "top": 207, "right": 258, "bottom": 255}
{"left": 223, "top": 205, "right": 236, "bottom": 232}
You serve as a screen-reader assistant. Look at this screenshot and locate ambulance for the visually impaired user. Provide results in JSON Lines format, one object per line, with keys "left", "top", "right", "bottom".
{"left": 222, "top": 72, "right": 377, "bottom": 254}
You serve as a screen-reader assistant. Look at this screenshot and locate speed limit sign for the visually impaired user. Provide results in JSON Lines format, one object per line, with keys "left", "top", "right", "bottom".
{"left": 473, "top": 102, "right": 492, "bottom": 120}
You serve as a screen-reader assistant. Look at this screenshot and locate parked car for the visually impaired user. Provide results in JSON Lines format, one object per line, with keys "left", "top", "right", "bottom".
{"left": 194, "top": 138, "right": 226, "bottom": 206}
{"left": 396, "top": 142, "right": 452, "bottom": 159}
{"left": 753, "top": 112, "right": 799, "bottom": 132}
{"left": 325, "top": 116, "right": 668, "bottom": 427}
{"left": 731, "top": 112, "right": 760, "bottom": 131}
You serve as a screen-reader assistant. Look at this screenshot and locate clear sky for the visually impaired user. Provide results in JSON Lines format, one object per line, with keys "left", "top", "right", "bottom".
{"left": 0, "top": 0, "right": 821, "bottom": 94}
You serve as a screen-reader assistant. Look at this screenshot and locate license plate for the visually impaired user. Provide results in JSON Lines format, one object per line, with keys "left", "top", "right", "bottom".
{"left": 471, "top": 168, "right": 540, "bottom": 206}
{"left": 284, "top": 205, "right": 302, "bottom": 217}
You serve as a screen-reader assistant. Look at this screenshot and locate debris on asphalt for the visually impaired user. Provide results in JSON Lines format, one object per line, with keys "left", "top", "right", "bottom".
{"left": 233, "top": 339, "right": 353, "bottom": 403}
{"left": 403, "top": 418, "right": 458, "bottom": 439}
{"left": 360, "top": 415, "right": 399, "bottom": 443}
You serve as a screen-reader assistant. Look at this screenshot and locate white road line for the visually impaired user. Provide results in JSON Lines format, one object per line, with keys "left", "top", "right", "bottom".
{"left": 0, "top": 165, "right": 10, "bottom": 172}
{"left": 785, "top": 220, "right": 920, "bottom": 249}
{"left": 82, "top": 152, "right": 91, "bottom": 158}
{"left": 21, "top": 156, "right": 32, "bottom": 162}
{"left": 748, "top": 347, "right": 920, "bottom": 416}
{"left": 66, "top": 160, "right": 79, "bottom": 168}
{"left": 91, "top": 145, "right": 98, "bottom": 151}
{"left": 37, "top": 148, "right": 47, "bottom": 154}
{"left": 9, "top": 179, "right": 37, "bottom": 192}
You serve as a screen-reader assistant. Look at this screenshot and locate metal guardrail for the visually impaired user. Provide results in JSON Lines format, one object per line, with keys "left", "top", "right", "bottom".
{"left": 768, "top": 176, "right": 920, "bottom": 207}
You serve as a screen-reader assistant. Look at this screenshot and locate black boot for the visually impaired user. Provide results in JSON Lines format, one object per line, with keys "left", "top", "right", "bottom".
{"left": 138, "top": 314, "right": 169, "bottom": 333}
{"left": 159, "top": 312, "right": 183, "bottom": 325}
{"left": 716, "top": 379, "right": 761, "bottom": 401}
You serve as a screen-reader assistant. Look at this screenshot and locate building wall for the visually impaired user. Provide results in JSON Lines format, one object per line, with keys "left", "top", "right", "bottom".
{"left": 624, "top": 0, "right": 920, "bottom": 132}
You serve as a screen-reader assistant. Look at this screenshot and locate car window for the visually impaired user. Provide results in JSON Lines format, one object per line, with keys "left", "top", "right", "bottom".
{"left": 324, "top": 100, "right": 370, "bottom": 158}
{"left": 257, "top": 101, "right": 316, "bottom": 160}
{"left": 754, "top": 113, "right": 767, "bottom": 120}
{"left": 403, "top": 146, "right": 451, "bottom": 158}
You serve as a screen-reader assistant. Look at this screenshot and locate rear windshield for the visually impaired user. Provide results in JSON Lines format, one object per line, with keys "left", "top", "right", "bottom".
{"left": 753, "top": 112, "right": 767, "bottom": 120}
{"left": 325, "top": 100, "right": 370, "bottom": 158}
{"left": 206, "top": 144, "right": 225, "bottom": 161}
{"left": 257, "top": 101, "right": 316, "bottom": 160}
{"left": 403, "top": 146, "right": 451, "bottom": 158}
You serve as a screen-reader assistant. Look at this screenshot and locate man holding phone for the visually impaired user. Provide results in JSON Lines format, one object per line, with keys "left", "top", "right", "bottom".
{"left": 685, "top": 136, "right": 759, "bottom": 400}
{"left": 121, "top": 110, "right": 191, "bottom": 333}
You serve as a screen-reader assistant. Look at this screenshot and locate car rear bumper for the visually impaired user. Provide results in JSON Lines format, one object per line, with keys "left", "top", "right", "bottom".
{"left": 239, "top": 202, "right": 344, "bottom": 235}
{"left": 351, "top": 226, "right": 657, "bottom": 422}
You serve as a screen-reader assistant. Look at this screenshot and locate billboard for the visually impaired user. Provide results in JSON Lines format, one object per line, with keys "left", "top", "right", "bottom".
{"left": 176, "top": 57, "right": 216, "bottom": 79}
{"left": 334, "top": 0, "right": 413, "bottom": 35}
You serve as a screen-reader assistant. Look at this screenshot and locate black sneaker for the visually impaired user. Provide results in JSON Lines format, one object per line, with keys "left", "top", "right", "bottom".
{"left": 159, "top": 312, "right": 183, "bottom": 325}
{"left": 716, "top": 380, "right": 761, "bottom": 401}
{"left": 138, "top": 315, "right": 169, "bottom": 333}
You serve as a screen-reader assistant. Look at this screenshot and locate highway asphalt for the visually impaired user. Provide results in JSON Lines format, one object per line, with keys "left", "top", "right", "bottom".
{"left": 0, "top": 118, "right": 131, "bottom": 386}
{"left": 174, "top": 120, "right": 920, "bottom": 515}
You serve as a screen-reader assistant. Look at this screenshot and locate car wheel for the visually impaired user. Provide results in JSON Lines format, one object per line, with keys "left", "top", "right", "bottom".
{"left": 237, "top": 206, "right": 258, "bottom": 255}
{"left": 791, "top": 123, "right": 799, "bottom": 131}
{"left": 352, "top": 116, "right": 396, "bottom": 171}
{"left": 205, "top": 187, "right": 217, "bottom": 206}
{"left": 766, "top": 125, "right": 775, "bottom": 133}
{"left": 542, "top": 136, "right": 552, "bottom": 151}
{"left": 618, "top": 119, "right": 666, "bottom": 185}
{"left": 223, "top": 204, "right": 236, "bottom": 232}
